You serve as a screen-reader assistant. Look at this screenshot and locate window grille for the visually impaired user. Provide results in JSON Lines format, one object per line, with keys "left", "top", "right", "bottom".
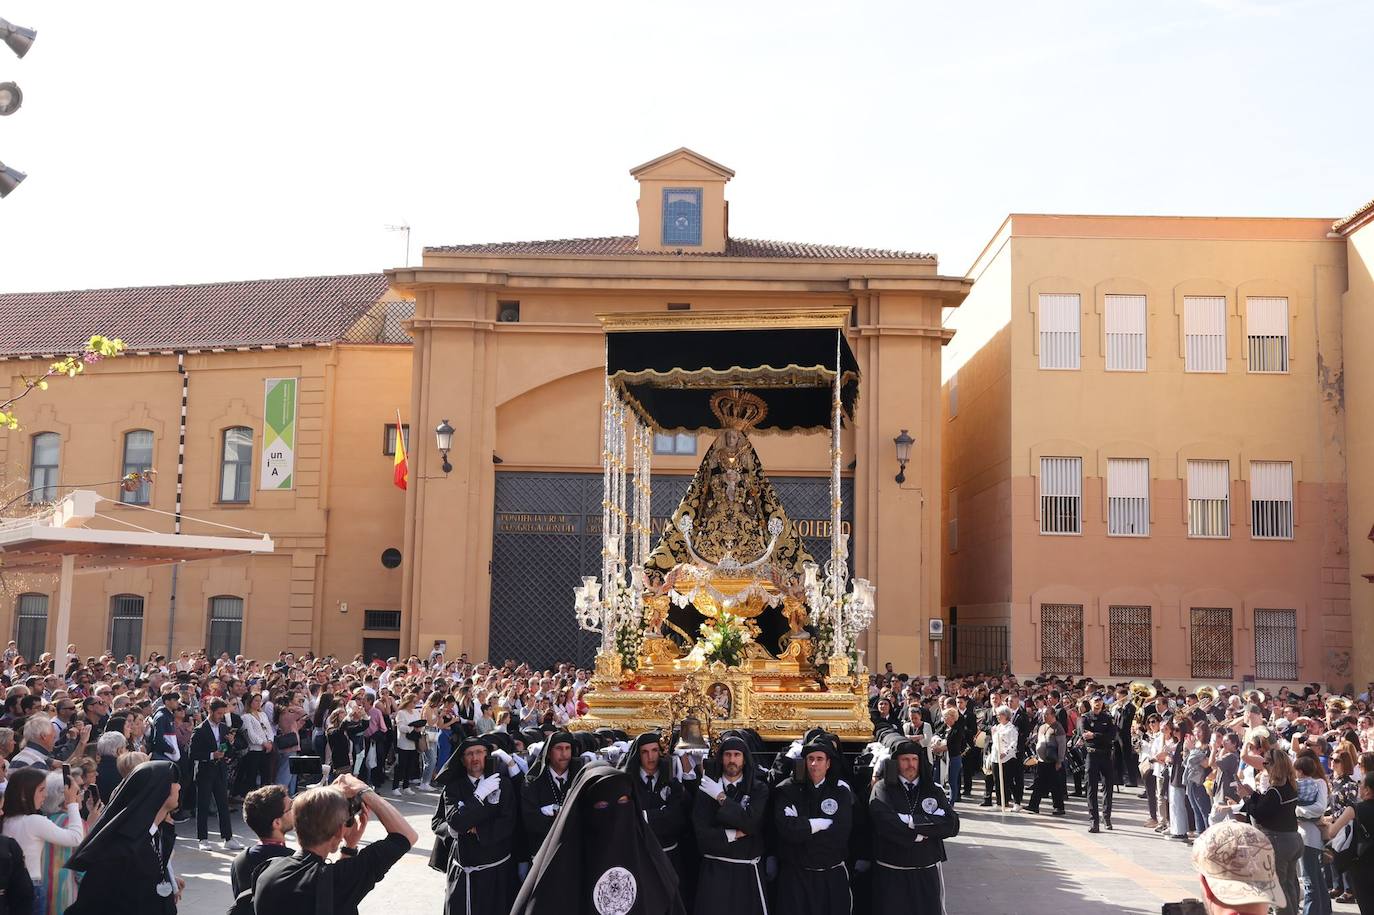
{"left": 207, "top": 596, "right": 244, "bottom": 658}
{"left": 652, "top": 433, "right": 696, "bottom": 455}
{"left": 1040, "top": 456, "right": 1082, "bottom": 534}
{"left": 1184, "top": 296, "right": 1227, "bottom": 372}
{"left": 120, "top": 430, "right": 154, "bottom": 504}
{"left": 1254, "top": 609, "right": 1297, "bottom": 680}
{"left": 14, "top": 593, "right": 47, "bottom": 662}
{"left": 1246, "top": 297, "right": 1289, "bottom": 373}
{"left": 220, "top": 427, "right": 253, "bottom": 502}
{"left": 1190, "top": 607, "right": 1234, "bottom": 679}
{"left": 109, "top": 594, "right": 144, "bottom": 659}
{"left": 1038, "top": 294, "right": 1081, "bottom": 369}
{"left": 1109, "top": 605, "right": 1152, "bottom": 677}
{"left": 1105, "top": 294, "right": 1147, "bottom": 371}
{"left": 1250, "top": 461, "right": 1294, "bottom": 539}
{"left": 1040, "top": 603, "right": 1084, "bottom": 675}
{"left": 29, "top": 433, "right": 59, "bottom": 503}
{"left": 364, "top": 610, "right": 402, "bottom": 631}
{"left": 1188, "top": 460, "right": 1230, "bottom": 538}
{"left": 949, "top": 624, "right": 1009, "bottom": 675}
{"left": 1107, "top": 457, "right": 1150, "bottom": 536}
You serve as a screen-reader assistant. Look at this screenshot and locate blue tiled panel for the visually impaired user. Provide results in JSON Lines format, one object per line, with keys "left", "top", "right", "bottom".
{"left": 662, "top": 187, "right": 702, "bottom": 245}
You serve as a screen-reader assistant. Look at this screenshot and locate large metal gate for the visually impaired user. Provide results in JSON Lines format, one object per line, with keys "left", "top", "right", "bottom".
{"left": 1189, "top": 607, "right": 1234, "bottom": 679}
{"left": 1254, "top": 608, "right": 1297, "bottom": 681}
{"left": 948, "top": 624, "right": 1009, "bottom": 675}
{"left": 489, "top": 471, "right": 853, "bottom": 668}
{"left": 1108, "top": 605, "right": 1152, "bottom": 678}
{"left": 1039, "top": 603, "right": 1084, "bottom": 675}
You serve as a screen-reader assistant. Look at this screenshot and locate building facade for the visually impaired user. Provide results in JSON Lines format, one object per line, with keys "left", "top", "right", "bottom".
{"left": 941, "top": 212, "right": 1372, "bottom": 689}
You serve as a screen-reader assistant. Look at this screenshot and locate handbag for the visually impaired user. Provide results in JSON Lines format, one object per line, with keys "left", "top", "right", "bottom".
{"left": 277, "top": 731, "right": 300, "bottom": 751}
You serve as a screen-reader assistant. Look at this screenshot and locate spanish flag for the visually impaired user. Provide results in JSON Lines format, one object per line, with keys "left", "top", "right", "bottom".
{"left": 393, "top": 411, "right": 408, "bottom": 491}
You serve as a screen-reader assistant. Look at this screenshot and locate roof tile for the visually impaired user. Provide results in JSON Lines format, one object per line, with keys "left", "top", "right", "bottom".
{"left": 426, "top": 235, "right": 934, "bottom": 261}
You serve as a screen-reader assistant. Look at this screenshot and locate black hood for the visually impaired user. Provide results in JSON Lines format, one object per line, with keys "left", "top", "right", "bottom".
{"left": 528, "top": 731, "right": 579, "bottom": 784}
{"left": 67, "top": 760, "right": 175, "bottom": 872}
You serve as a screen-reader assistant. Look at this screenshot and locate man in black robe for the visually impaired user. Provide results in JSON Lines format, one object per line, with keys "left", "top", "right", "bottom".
{"left": 522, "top": 731, "right": 584, "bottom": 860}
{"left": 691, "top": 735, "right": 770, "bottom": 915}
{"left": 622, "top": 733, "right": 687, "bottom": 873}
{"left": 512, "top": 764, "right": 685, "bottom": 914}
{"left": 434, "top": 736, "right": 518, "bottom": 915}
{"left": 772, "top": 739, "right": 853, "bottom": 915}
{"left": 868, "top": 739, "right": 960, "bottom": 914}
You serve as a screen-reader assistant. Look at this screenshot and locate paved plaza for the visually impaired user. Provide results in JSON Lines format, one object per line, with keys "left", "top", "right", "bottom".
{"left": 171, "top": 783, "right": 1361, "bottom": 915}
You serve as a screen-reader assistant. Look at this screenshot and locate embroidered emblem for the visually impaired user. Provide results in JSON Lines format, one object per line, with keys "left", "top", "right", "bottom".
{"left": 593, "top": 866, "right": 638, "bottom": 915}
{"left": 921, "top": 796, "right": 944, "bottom": 816}
{"left": 820, "top": 797, "right": 839, "bottom": 815}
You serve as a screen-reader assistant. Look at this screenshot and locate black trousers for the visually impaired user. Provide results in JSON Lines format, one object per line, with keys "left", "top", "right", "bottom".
{"left": 1116, "top": 739, "right": 1138, "bottom": 786}
{"left": 196, "top": 761, "right": 233, "bottom": 841}
{"left": 1086, "top": 752, "right": 1114, "bottom": 823}
{"left": 393, "top": 748, "right": 419, "bottom": 789}
{"left": 1027, "top": 762, "right": 1067, "bottom": 812}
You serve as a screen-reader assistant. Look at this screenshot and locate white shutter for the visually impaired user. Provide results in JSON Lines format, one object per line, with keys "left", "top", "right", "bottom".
{"left": 1250, "top": 461, "right": 1294, "bottom": 539}
{"left": 1105, "top": 295, "right": 1147, "bottom": 371}
{"left": 1039, "top": 294, "right": 1081, "bottom": 370}
{"left": 1246, "top": 297, "right": 1289, "bottom": 373}
{"left": 1188, "top": 459, "right": 1231, "bottom": 537}
{"left": 1184, "top": 296, "right": 1227, "bottom": 372}
{"left": 1040, "top": 456, "right": 1082, "bottom": 534}
{"left": 1107, "top": 457, "right": 1150, "bottom": 536}
{"left": 1188, "top": 460, "right": 1230, "bottom": 499}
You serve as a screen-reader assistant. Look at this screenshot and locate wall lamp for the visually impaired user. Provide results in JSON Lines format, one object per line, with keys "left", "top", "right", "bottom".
{"left": 0, "top": 17, "right": 36, "bottom": 58}
{"left": 893, "top": 428, "right": 914, "bottom": 484}
{"left": 435, "top": 419, "right": 454, "bottom": 475}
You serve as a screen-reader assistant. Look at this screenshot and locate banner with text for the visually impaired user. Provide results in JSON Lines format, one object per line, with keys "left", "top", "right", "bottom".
{"left": 260, "top": 377, "right": 297, "bottom": 490}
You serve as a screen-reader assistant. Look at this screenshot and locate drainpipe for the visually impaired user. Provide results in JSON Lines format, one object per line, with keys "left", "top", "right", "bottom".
{"left": 167, "top": 353, "right": 188, "bottom": 656}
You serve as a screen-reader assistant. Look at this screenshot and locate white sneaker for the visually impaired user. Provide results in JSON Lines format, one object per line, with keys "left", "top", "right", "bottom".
{"left": 223, "top": 838, "right": 245, "bottom": 851}
{"left": 198, "top": 840, "right": 214, "bottom": 852}
{"left": 391, "top": 788, "right": 403, "bottom": 796}
{"left": 418, "top": 782, "right": 432, "bottom": 792}
{"left": 404, "top": 787, "right": 417, "bottom": 796}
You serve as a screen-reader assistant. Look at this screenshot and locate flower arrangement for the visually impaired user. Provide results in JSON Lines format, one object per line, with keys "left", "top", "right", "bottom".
{"left": 698, "top": 611, "right": 749, "bottom": 668}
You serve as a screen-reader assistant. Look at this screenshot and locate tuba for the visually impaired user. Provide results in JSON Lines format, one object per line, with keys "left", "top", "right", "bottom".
{"left": 1129, "top": 681, "right": 1157, "bottom": 711}
{"left": 1196, "top": 685, "right": 1220, "bottom": 709}
{"left": 1243, "top": 689, "right": 1266, "bottom": 707}
{"left": 1327, "top": 697, "right": 1352, "bottom": 714}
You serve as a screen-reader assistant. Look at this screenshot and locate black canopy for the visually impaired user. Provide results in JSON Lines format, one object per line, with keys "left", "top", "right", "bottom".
{"left": 603, "top": 311, "right": 860, "bottom": 434}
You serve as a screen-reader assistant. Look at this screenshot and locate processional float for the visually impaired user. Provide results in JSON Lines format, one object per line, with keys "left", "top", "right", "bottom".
{"left": 570, "top": 308, "right": 874, "bottom": 742}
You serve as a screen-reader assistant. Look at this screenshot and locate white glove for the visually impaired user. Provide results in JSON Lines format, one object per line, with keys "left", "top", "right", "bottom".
{"left": 473, "top": 773, "right": 500, "bottom": 801}
{"left": 808, "top": 817, "right": 833, "bottom": 833}
{"left": 783, "top": 805, "right": 798, "bottom": 818}
{"left": 700, "top": 776, "right": 724, "bottom": 800}
{"left": 785, "top": 742, "right": 803, "bottom": 760}
{"left": 539, "top": 803, "right": 559, "bottom": 817}
{"left": 898, "top": 813, "right": 913, "bottom": 827}
{"left": 914, "top": 834, "right": 927, "bottom": 843}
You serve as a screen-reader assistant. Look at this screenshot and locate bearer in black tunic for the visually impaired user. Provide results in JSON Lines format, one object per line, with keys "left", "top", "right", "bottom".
{"left": 691, "top": 735, "right": 770, "bottom": 915}
{"left": 772, "top": 739, "right": 854, "bottom": 915}
{"left": 523, "top": 731, "right": 584, "bottom": 859}
{"left": 622, "top": 733, "right": 687, "bottom": 868}
{"left": 433, "top": 737, "right": 519, "bottom": 915}
{"left": 868, "top": 739, "right": 960, "bottom": 914}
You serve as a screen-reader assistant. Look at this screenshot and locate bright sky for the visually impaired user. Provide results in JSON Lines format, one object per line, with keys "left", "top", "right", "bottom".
{"left": 0, "top": 0, "right": 1369, "bottom": 293}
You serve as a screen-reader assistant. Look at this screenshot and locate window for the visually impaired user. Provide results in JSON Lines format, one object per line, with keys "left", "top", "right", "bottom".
{"left": 1184, "top": 296, "right": 1228, "bottom": 372}
{"left": 1108, "top": 605, "right": 1152, "bottom": 677}
{"left": 1187, "top": 460, "right": 1230, "bottom": 538}
{"left": 1246, "top": 297, "right": 1289, "bottom": 373}
{"left": 109, "top": 594, "right": 144, "bottom": 659}
{"left": 219, "top": 427, "right": 253, "bottom": 502}
{"left": 662, "top": 187, "right": 702, "bottom": 246}
{"left": 1038, "top": 294, "right": 1080, "bottom": 369}
{"left": 1039, "top": 456, "right": 1082, "bottom": 534}
{"left": 383, "top": 424, "right": 410, "bottom": 457}
{"left": 29, "top": 432, "right": 59, "bottom": 503}
{"left": 947, "top": 489, "right": 958, "bottom": 553}
{"left": 207, "top": 596, "right": 244, "bottom": 658}
{"left": 14, "top": 593, "right": 47, "bottom": 662}
{"left": 1107, "top": 458, "right": 1150, "bottom": 536}
{"left": 1254, "top": 609, "right": 1298, "bottom": 680}
{"left": 120, "top": 430, "right": 154, "bottom": 504}
{"left": 1190, "top": 607, "right": 1234, "bottom": 679}
{"left": 652, "top": 433, "right": 696, "bottom": 456}
{"left": 1040, "top": 603, "right": 1084, "bottom": 675}
{"left": 1104, "top": 294, "right": 1147, "bottom": 371}
{"left": 1250, "top": 461, "right": 1294, "bottom": 539}
{"left": 364, "top": 610, "right": 402, "bottom": 631}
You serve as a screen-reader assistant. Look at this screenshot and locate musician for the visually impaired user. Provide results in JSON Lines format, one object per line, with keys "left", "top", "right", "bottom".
{"left": 1112, "top": 686, "right": 1138, "bottom": 789}
{"left": 1078, "top": 693, "right": 1117, "bottom": 833}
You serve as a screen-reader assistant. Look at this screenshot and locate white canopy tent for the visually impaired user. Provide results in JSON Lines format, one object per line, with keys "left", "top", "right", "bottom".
{"left": 0, "top": 490, "right": 273, "bottom": 669}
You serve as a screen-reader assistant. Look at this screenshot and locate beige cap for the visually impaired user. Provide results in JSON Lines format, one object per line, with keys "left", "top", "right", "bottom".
{"left": 1192, "top": 820, "right": 1286, "bottom": 910}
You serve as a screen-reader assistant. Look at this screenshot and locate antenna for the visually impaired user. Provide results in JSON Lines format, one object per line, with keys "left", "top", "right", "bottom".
{"left": 385, "top": 223, "right": 411, "bottom": 267}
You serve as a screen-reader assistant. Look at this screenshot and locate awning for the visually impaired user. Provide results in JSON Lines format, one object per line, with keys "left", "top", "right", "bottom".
{"left": 601, "top": 308, "right": 860, "bottom": 434}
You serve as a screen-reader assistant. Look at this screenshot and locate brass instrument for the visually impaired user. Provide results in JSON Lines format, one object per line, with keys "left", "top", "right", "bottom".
{"left": 1327, "top": 697, "right": 1352, "bottom": 714}
{"left": 1128, "top": 681, "right": 1157, "bottom": 710}
{"left": 1196, "top": 685, "right": 1220, "bottom": 709}
{"left": 1243, "top": 689, "right": 1266, "bottom": 706}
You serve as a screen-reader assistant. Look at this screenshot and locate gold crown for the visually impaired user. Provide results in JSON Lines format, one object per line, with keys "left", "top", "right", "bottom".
{"left": 709, "top": 389, "right": 768, "bottom": 432}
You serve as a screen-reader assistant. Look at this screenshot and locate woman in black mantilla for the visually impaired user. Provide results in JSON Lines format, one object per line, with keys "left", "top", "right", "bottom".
{"left": 65, "top": 759, "right": 181, "bottom": 915}
{"left": 513, "top": 764, "right": 684, "bottom": 915}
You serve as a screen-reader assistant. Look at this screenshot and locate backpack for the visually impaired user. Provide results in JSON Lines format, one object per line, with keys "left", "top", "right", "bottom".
{"left": 228, "top": 849, "right": 333, "bottom": 915}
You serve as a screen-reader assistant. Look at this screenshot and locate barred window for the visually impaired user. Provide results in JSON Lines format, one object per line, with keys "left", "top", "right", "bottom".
{"left": 207, "top": 596, "right": 244, "bottom": 658}
{"left": 1184, "top": 296, "right": 1227, "bottom": 373}
{"left": 1040, "top": 603, "right": 1084, "bottom": 675}
{"left": 364, "top": 610, "right": 402, "bottom": 631}
{"left": 1107, "top": 457, "right": 1150, "bottom": 536}
{"left": 1190, "top": 607, "right": 1234, "bottom": 679}
{"left": 1040, "top": 456, "right": 1082, "bottom": 534}
{"left": 109, "top": 594, "right": 144, "bottom": 659}
{"left": 1038, "top": 294, "right": 1081, "bottom": 370}
{"left": 1250, "top": 461, "right": 1294, "bottom": 540}
{"left": 1254, "top": 609, "right": 1297, "bottom": 680}
{"left": 1104, "top": 294, "right": 1147, "bottom": 371}
{"left": 14, "top": 593, "right": 47, "bottom": 662}
{"left": 1246, "top": 297, "right": 1289, "bottom": 373}
{"left": 1188, "top": 460, "right": 1230, "bottom": 538}
{"left": 1108, "top": 605, "right": 1152, "bottom": 678}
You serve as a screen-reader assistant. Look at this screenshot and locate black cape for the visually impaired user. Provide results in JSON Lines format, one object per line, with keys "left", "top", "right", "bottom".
{"left": 512, "top": 764, "right": 685, "bottom": 915}
{"left": 66, "top": 760, "right": 177, "bottom": 915}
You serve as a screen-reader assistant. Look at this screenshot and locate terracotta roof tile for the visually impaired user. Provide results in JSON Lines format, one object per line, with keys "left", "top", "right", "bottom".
{"left": 0, "top": 273, "right": 402, "bottom": 357}
{"left": 426, "top": 235, "right": 935, "bottom": 261}
{"left": 1333, "top": 196, "right": 1374, "bottom": 234}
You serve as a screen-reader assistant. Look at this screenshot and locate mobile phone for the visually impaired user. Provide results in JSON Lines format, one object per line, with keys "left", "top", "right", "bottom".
{"left": 62, "top": 764, "right": 70, "bottom": 780}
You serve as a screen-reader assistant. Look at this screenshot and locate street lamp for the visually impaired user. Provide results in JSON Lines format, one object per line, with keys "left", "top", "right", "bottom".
{"left": 435, "top": 419, "right": 454, "bottom": 475}
{"left": 893, "top": 428, "right": 914, "bottom": 484}
{"left": 0, "top": 161, "right": 24, "bottom": 198}
{"left": 0, "top": 17, "right": 36, "bottom": 58}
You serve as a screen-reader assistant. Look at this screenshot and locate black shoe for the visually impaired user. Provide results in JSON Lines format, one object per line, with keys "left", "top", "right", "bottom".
{"left": 1137, "top": 791, "right": 1148, "bottom": 799}
{"left": 1072, "top": 790, "right": 1084, "bottom": 797}
{"left": 980, "top": 799, "right": 993, "bottom": 807}
{"left": 1025, "top": 806, "right": 1041, "bottom": 814}
{"left": 1088, "top": 824, "right": 1100, "bottom": 834}
{"left": 1104, "top": 820, "right": 1113, "bottom": 831}
{"left": 1051, "top": 809, "right": 1066, "bottom": 816}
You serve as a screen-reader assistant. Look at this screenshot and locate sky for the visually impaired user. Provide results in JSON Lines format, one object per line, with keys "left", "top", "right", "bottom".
{"left": 0, "top": 0, "right": 1370, "bottom": 293}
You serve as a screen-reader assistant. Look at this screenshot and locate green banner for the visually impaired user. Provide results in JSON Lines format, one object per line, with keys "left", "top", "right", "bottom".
{"left": 261, "top": 377, "right": 297, "bottom": 490}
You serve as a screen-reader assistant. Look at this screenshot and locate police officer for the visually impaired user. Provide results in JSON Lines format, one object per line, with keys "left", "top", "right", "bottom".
{"left": 1078, "top": 692, "right": 1118, "bottom": 833}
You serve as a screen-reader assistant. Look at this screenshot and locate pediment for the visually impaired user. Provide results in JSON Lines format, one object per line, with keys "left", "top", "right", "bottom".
{"left": 630, "top": 147, "right": 734, "bottom": 181}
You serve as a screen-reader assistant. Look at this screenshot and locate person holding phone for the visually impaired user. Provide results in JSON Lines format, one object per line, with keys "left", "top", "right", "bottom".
{"left": 191, "top": 698, "right": 244, "bottom": 852}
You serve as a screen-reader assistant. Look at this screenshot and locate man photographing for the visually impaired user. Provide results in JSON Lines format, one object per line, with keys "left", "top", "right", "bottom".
{"left": 252, "top": 772, "right": 417, "bottom": 915}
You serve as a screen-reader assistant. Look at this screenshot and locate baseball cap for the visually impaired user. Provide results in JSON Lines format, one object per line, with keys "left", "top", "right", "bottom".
{"left": 1192, "top": 820, "right": 1286, "bottom": 910}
